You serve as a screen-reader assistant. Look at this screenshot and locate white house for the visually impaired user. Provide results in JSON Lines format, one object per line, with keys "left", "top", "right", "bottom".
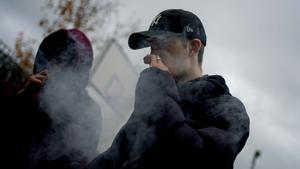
{"left": 87, "top": 39, "right": 138, "bottom": 153}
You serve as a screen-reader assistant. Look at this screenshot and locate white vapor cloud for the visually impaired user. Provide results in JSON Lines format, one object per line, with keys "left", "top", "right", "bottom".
{"left": 1, "top": 0, "right": 299, "bottom": 168}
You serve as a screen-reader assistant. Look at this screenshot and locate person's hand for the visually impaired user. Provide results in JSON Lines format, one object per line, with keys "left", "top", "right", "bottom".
{"left": 18, "top": 69, "right": 48, "bottom": 95}
{"left": 144, "top": 54, "right": 170, "bottom": 73}
{"left": 28, "top": 69, "right": 48, "bottom": 85}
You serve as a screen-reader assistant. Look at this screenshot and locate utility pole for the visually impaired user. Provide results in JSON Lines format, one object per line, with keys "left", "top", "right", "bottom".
{"left": 250, "top": 150, "right": 261, "bottom": 169}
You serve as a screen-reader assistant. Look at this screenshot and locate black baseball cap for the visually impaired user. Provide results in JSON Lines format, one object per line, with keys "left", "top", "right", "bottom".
{"left": 128, "top": 9, "right": 207, "bottom": 50}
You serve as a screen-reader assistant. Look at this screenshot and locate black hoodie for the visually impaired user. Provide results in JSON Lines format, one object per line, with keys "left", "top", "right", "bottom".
{"left": 87, "top": 67, "right": 249, "bottom": 169}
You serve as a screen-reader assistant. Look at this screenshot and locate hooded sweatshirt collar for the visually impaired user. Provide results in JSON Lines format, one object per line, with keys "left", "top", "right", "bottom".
{"left": 177, "top": 74, "right": 230, "bottom": 105}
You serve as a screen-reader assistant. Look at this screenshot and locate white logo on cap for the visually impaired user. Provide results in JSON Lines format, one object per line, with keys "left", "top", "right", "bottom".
{"left": 185, "top": 26, "right": 194, "bottom": 32}
{"left": 151, "top": 14, "right": 162, "bottom": 26}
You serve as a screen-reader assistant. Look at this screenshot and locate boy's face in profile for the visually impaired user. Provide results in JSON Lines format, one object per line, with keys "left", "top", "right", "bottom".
{"left": 149, "top": 36, "right": 192, "bottom": 80}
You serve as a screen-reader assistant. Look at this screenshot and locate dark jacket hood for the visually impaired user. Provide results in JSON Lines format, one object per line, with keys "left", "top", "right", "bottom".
{"left": 177, "top": 75, "right": 230, "bottom": 105}
{"left": 33, "top": 29, "right": 93, "bottom": 74}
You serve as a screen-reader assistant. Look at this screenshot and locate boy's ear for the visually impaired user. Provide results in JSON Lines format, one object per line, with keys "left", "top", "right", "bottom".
{"left": 189, "top": 39, "right": 201, "bottom": 56}
{"left": 191, "top": 39, "right": 201, "bottom": 52}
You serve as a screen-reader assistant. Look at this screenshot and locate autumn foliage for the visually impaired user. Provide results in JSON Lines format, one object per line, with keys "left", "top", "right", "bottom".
{"left": 15, "top": 0, "right": 122, "bottom": 72}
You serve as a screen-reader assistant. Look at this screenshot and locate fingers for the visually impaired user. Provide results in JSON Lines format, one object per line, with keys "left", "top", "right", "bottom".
{"left": 39, "top": 69, "right": 48, "bottom": 76}
{"left": 156, "top": 56, "right": 163, "bottom": 64}
{"left": 28, "top": 69, "right": 48, "bottom": 85}
{"left": 150, "top": 55, "right": 158, "bottom": 67}
{"left": 143, "top": 55, "right": 151, "bottom": 64}
{"left": 19, "top": 69, "right": 48, "bottom": 94}
{"left": 36, "top": 75, "right": 47, "bottom": 83}
{"left": 28, "top": 75, "right": 44, "bottom": 85}
{"left": 36, "top": 72, "right": 48, "bottom": 82}
{"left": 146, "top": 54, "right": 169, "bottom": 72}
{"left": 28, "top": 75, "right": 43, "bottom": 84}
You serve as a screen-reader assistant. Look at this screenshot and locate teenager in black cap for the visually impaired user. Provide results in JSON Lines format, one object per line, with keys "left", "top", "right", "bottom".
{"left": 3, "top": 29, "right": 101, "bottom": 169}
{"left": 87, "top": 9, "right": 249, "bottom": 169}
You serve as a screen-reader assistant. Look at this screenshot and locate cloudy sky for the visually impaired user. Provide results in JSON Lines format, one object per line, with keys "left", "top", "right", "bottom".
{"left": 1, "top": 0, "right": 300, "bottom": 168}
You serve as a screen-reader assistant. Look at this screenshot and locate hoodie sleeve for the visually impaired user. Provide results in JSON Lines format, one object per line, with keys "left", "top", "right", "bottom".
{"left": 133, "top": 67, "right": 185, "bottom": 131}
{"left": 134, "top": 67, "right": 249, "bottom": 166}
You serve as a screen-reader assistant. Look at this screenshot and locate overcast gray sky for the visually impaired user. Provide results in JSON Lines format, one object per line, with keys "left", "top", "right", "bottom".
{"left": 1, "top": 0, "right": 300, "bottom": 169}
